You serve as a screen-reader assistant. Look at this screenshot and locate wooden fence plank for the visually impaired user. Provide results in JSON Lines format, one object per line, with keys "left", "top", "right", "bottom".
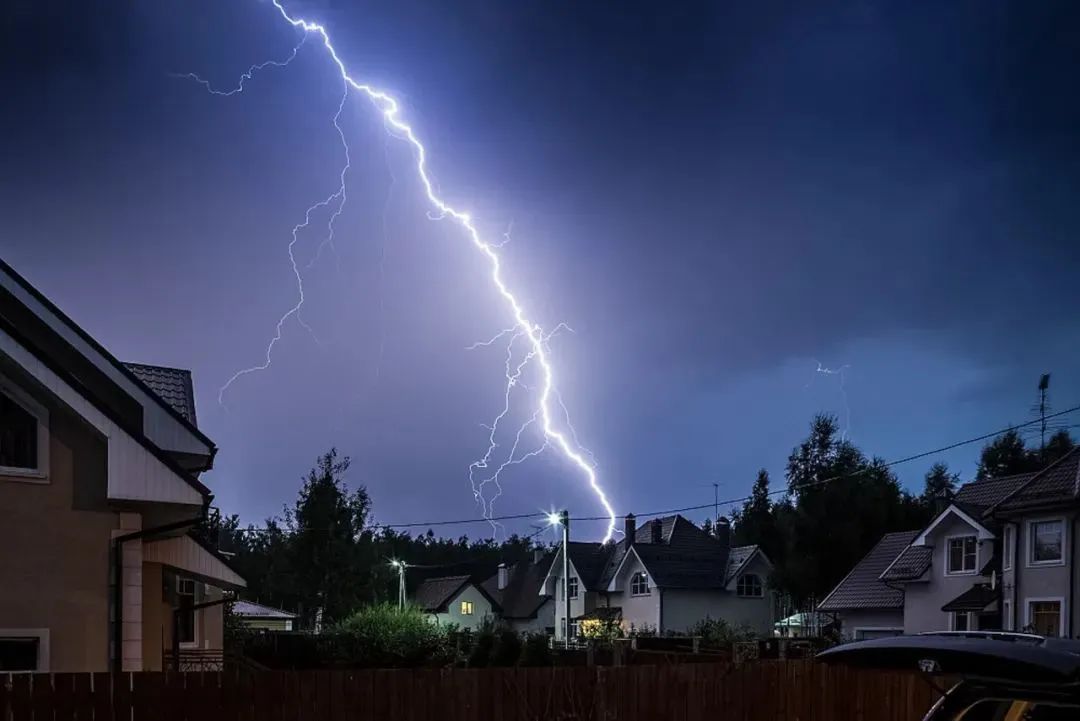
{"left": 10, "top": 675, "right": 30, "bottom": 721}
{"left": 31, "top": 673, "right": 53, "bottom": 720}
{"left": 51, "top": 672, "right": 76, "bottom": 721}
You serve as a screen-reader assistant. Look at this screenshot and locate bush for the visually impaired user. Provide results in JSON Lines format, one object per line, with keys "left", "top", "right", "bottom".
{"left": 518, "top": 632, "right": 553, "bottom": 666}
{"left": 329, "top": 603, "right": 457, "bottom": 668}
{"left": 690, "top": 616, "right": 757, "bottom": 648}
{"left": 490, "top": 629, "right": 523, "bottom": 667}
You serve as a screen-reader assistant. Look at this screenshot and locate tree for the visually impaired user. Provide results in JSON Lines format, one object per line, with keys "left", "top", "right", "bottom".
{"left": 1041, "top": 429, "right": 1076, "bottom": 466}
{"left": 976, "top": 429, "right": 1035, "bottom": 480}
{"left": 732, "top": 469, "right": 776, "bottom": 560}
{"left": 921, "top": 462, "right": 959, "bottom": 504}
{"left": 286, "top": 448, "right": 372, "bottom": 625}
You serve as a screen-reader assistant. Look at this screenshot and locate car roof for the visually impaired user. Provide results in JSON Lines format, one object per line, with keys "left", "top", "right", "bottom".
{"left": 817, "top": 635, "right": 1080, "bottom": 684}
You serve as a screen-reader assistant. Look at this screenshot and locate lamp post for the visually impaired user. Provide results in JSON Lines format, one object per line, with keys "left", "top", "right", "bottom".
{"left": 390, "top": 560, "right": 408, "bottom": 610}
{"left": 548, "top": 510, "right": 571, "bottom": 647}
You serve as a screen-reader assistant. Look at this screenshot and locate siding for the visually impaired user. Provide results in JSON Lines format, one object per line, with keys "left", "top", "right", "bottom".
{"left": 1012, "top": 512, "right": 1076, "bottom": 636}
{"left": 838, "top": 608, "right": 904, "bottom": 639}
{"left": 609, "top": 552, "right": 660, "bottom": 632}
{"left": 432, "top": 585, "right": 495, "bottom": 630}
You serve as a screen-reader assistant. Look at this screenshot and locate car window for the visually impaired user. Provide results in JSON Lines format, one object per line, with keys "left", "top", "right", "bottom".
{"left": 960, "top": 700, "right": 1080, "bottom": 721}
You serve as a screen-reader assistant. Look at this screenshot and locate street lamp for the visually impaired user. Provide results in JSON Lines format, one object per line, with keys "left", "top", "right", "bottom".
{"left": 548, "top": 510, "right": 571, "bottom": 647}
{"left": 389, "top": 560, "right": 408, "bottom": 610}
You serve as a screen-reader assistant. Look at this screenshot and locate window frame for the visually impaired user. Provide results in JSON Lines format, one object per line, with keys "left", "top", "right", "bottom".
{"left": 176, "top": 577, "right": 199, "bottom": 648}
{"left": 949, "top": 611, "right": 971, "bottom": 632}
{"left": 567, "top": 576, "right": 579, "bottom": 600}
{"left": 945, "top": 534, "right": 978, "bottom": 576}
{"left": 460, "top": 600, "right": 474, "bottom": 616}
{"left": 1027, "top": 518, "right": 1066, "bottom": 568}
{"left": 630, "top": 572, "right": 650, "bottom": 597}
{"left": 1002, "top": 525, "right": 1014, "bottom": 572}
{"left": 1025, "top": 597, "right": 1065, "bottom": 638}
{"left": 0, "top": 375, "right": 50, "bottom": 482}
{"left": 736, "top": 573, "right": 764, "bottom": 598}
{"left": 0, "top": 628, "right": 49, "bottom": 672}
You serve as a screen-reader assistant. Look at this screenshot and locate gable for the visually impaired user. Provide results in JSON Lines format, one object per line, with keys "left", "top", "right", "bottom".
{"left": 912, "top": 504, "right": 994, "bottom": 546}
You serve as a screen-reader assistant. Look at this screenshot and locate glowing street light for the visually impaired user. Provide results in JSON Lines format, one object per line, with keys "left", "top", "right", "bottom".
{"left": 389, "top": 559, "right": 408, "bottom": 609}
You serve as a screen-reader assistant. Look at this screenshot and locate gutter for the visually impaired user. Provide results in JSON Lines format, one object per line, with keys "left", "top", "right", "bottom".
{"left": 112, "top": 515, "right": 205, "bottom": 673}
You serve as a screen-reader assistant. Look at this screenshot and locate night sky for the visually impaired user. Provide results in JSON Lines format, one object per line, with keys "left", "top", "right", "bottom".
{"left": 4, "top": 1, "right": 1080, "bottom": 538}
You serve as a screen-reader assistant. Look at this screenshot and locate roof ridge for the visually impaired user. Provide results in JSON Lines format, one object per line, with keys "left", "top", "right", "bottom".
{"left": 122, "top": 361, "right": 194, "bottom": 374}
{"left": 986, "top": 446, "right": 1080, "bottom": 514}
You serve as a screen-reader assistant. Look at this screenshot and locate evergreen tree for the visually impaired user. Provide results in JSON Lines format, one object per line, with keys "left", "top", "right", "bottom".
{"left": 921, "top": 462, "right": 959, "bottom": 503}
{"left": 976, "top": 429, "right": 1035, "bottom": 480}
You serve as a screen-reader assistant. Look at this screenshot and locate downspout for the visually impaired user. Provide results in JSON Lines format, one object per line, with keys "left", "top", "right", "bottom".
{"left": 1071, "top": 516, "right": 1077, "bottom": 638}
{"left": 112, "top": 515, "right": 206, "bottom": 673}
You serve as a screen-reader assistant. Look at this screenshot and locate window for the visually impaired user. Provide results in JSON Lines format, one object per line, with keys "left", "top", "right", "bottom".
{"left": 1003, "top": 525, "right": 1014, "bottom": 571}
{"left": 0, "top": 382, "right": 48, "bottom": 479}
{"left": 736, "top": 574, "right": 763, "bottom": 598}
{"left": 947, "top": 536, "right": 977, "bottom": 574}
{"left": 460, "top": 600, "right": 474, "bottom": 616}
{"left": 1029, "top": 520, "right": 1065, "bottom": 566}
{"left": 570, "top": 621, "right": 581, "bottom": 639}
{"left": 177, "top": 578, "right": 197, "bottom": 645}
{"left": 1027, "top": 599, "right": 1063, "bottom": 637}
{"left": 568, "top": 576, "right": 579, "bottom": 599}
{"left": 630, "top": 572, "right": 650, "bottom": 596}
{"left": 951, "top": 611, "right": 970, "bottom": 632}
{"left": 1003, "top": 599, "right": 1012, "bottom": 631}
{"left": 0, "top": 629, "right": 49, "bottom": 672}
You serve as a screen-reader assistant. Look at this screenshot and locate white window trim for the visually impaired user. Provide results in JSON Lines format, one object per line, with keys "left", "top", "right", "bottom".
{"left": 568, "top": 576, "right": 579, "bottom": 600}
{"left": 736, "top": 573, "right": 764, "bottom": 598}
{"left": 0, "top": 628, "right": 50, "bottom": 672}
{"left": 177, "top": 577, "right": 199, "bottom": 649}
{"left": 630, "top": 572, "right": 650, "bottom": 597}
{"left": 0, "top": 373, "right": 50, "bottom": 482}
{"left": 460, "top": 600, "right": 474, "bottom": 616}
{"left": 1025, "top": 596, "right": 1066, "bottom": 637}
{"left": 852, "top": 627, "right": 903, "bottom": 640}
{"left": 1002, "top": 525, "right": 1014, "bottom": 572}
{"left": 949, "top": 611, "right": 973, "bottom": 632}
{"left": 944, "top": 533, "right": 979, "bottom": 576}
{"left": 1003, "top": 599, "right": 1012, "bottom": 631}
{"left": 1026, "top": 517, "right": 1067, "bottom": 568}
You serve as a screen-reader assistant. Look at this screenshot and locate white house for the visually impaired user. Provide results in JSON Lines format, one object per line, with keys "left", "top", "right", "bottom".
{"left": 543, "top": 514, "right": 775, "bottom": 641}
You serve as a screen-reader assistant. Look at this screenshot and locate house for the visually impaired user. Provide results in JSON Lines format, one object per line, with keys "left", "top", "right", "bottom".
{"left": 0, "top": 258, "right": 244, "bottom": 672}
{"left": 821, "top": 449, "right": 1080, "bottom": 639}
{"left": 542, "top": 514, "right": 775, "bottom": 641}
{"left": 412, "top": 549, "right": 555, "bottom": 633}
{"left": 232, "top": 600, "right": 297, "bottom": 632}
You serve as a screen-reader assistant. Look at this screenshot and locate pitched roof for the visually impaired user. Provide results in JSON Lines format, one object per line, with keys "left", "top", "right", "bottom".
{"left": 941, "top": 583, "right": 997, "bottom": 612}
{"left": 480, "top": 553, "right": 554, "bottom": 620}
{"left": 725, "top": 545, "right": 760, "bottom": 582}
{"left": 124, "top": 362, "right": 198, "bottom": 425}
{"left": 233, "top": 600, "right": 297, "bottom": 619}
{"left": 818, "top": 530, "right": 919, "bottom": 611}
{"left": 993, "top": 447, "right": 1080, "bottom": 513}
{"left": 563, "top": 542, "right": 615, "bottom": 590}
{"left": 880, "top": 544, "right": 932, "bottom": 582}
{"left": 953, "top": 472, "right": 1036, "bottom": 512}
{"left": 412, "top": 575, "right": 477, "bottom": 613}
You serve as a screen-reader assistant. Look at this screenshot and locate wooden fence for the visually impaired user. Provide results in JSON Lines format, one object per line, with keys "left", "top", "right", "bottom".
{"left": 1, "top": 660, "right": 942, "bottom": 721}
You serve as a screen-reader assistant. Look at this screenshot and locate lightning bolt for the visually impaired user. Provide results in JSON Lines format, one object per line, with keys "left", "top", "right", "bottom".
{"left": 811, "top": 360, "right": 852, "bottom": 440}
{"left": 188, "top": 1, "right": 618, "bottom": 540}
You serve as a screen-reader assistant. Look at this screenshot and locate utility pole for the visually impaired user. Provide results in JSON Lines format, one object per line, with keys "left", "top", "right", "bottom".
{"left": 390, "top": 560, "right": 408, "bottom": 610}
{"left": 560, "top": 510, "right": 571, "bottom": 647}
{"left": 713, "top": 483, "right": 719, "bottom": 525}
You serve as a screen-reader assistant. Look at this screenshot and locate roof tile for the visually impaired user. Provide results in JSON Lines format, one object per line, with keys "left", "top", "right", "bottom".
{"left": 123, "top": 362, "right": 198, "bottom": 426}
{"left": 818, "top": 530, "right": 919, "bottom": 611}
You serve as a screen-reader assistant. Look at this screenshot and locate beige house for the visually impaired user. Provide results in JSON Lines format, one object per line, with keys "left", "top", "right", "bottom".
{"left": 0, "top": 258, "right": 244, "bottom": 673}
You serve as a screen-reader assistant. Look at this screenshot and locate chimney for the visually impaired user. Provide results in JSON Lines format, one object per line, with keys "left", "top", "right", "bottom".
{"left": 533, "top": 547, "right": 545, "bottom": 566}
{"left": 715, "top": 516, "right": 731, "bottom": 549}
{"left": 624, "top": 513, "right": 637, "bottom": 546}
{"left": 497, "top": 563, "right": 509, "bottom": 591}
{"left": 650, "top": 518, "right": 663, "bottom": 544}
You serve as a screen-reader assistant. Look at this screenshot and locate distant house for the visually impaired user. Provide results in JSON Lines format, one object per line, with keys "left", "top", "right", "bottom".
{"left": 542, "top": 514, "right": 775, "bottom": 641}
{"left": 411, "top": 550, "right": 555, "bottom": 632}
{"left": 0, "top": 258, "right": 244, "bottom": 672}
{"left": 820, "top": 448, "right": 1080, "bottom": 639}
{"left": 233, "top": 600, "right": 297, "bottom": 632}
{"left": 816, "top": 531, "right": 915, "bottom": 639}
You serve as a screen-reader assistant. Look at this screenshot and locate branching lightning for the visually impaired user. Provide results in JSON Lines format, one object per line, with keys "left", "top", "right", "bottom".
{"left": 812, "top": 360, "right": 852, "bottom": 440}
{"left": 188, "top": 0, "right": 617, "bottom": 540}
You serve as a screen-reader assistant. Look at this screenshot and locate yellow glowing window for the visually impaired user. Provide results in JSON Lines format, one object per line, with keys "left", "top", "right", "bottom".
{"left": 461, "top": 600, "right": 474, "bottom": 615}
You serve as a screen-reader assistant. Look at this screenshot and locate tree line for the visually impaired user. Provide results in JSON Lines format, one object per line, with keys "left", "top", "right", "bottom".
{"left": 202, "top": 417, "right": 1075, "bottom": 626}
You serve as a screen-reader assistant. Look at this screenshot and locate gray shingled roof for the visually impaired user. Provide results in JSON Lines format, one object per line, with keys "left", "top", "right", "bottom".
{"left": 880, "top": 544, "right": 932, "bottom": 582}
{"left": 818, "top": 530, "right": 919, "bottom": 611}
{"left": 233, "top": 600, "right": 297, "bottom": 619}
{"left": 941, "top": 583, "right": 997, "bottom": 612}
{"left": 994, "top": 448, "right": 1080, "bottom": 512}
{"left": 953, "top": 472, "right": 1035, "bottom": 511}
{"left": 412, "top": 575, "right": 475, "bottom": 613}
{"left": 480, "top": 553, "right": 554, "bottom": 620}
{"left": 123, "top": 362, "right": 198, "bottom": 425}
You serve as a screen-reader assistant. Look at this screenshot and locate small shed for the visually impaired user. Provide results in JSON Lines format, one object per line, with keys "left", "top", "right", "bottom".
{"left": 233, "top": 600, "right": 298, "bottom": 631}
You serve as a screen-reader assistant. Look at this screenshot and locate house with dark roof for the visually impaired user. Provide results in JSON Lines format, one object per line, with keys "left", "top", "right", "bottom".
{"left": 0, "top": 258, "right": 243, "bottom": 673}
{"left": 820, "top": 450, "right": 1080, "bottom": 639}
{"left": 412, "top": 549, "right": 555, "bottom": 632}
{"left": 542, "top": 514, "right": 774, "bottom": 641}
{"left": 233, "top": 600, "right": 298, "bottom": 632}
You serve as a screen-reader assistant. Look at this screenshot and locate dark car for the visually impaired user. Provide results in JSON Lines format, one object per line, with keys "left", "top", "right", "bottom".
{"left": 818, "top": 634, "right": 1080, "bottom": 720}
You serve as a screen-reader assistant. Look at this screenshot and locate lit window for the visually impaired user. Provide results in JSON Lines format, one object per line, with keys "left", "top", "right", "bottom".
{"left": 1030, "top": 521, "right": 1064, "bottom": 565}
{"left": 947, "top": 536, "right": 977, "bottom": 574}
{"left": 177, "top": 578, "right": 197, "bottom": 644}
{"left": 460, "top": 600, "right": 474, "bottom": 616}
{"left": 1028, "top": 600, "right": 1062, "bottom": 637}
{"left": 951, "top": 611, "right": 969, "bottom": 632}
{"left": 567, "top": 576, "right": 579, "bottom": 599}
{"left": 737, "top": 574, "right": 763, "bottom": 598}
{"left": 630, "top": 572, "right": 650, "bottom": 596}
{"left": 1003, "top": 526, "right": 1014, "bottom": 571}
{"left": 0, "top": 383, "right": 48, "bottom": 478}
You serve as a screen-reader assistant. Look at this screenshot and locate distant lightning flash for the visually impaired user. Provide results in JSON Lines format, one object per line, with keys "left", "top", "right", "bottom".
{"left": 192, "top": 1, "right": 617, "bottom": 540}
{"left": 812, "top": 360, "right": 852, "bottom": 440}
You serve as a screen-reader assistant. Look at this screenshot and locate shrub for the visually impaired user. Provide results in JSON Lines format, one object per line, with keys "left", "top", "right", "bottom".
{"left": 330, "top": 603, "right": 456, "bottom": 668}
{"left": 690, "top": 616, "right": 757, "bottom": 648}
{"left": 518, "top": 632, "right": 553, "bottom": 666}
{"left": 490, "top": 629, "right": 523, "bottom": 667}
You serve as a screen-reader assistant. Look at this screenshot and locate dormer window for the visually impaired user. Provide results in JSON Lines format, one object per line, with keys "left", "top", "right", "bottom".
{"left": 0, "top": 379, "right": 49, "bottom": 480}
{"left": 737, "top": 574, "right": 763, "bottom": 598}
{"left": 946, "top": 536, "right": 977, "bottom": 575}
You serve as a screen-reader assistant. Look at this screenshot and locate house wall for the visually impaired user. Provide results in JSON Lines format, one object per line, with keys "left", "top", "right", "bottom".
{"left": 551, "top": 560, "right": 598, "bottom": 640}
{"left": 508, "top": 599, "right": 554, "bottom": 635}
{"left": 610, "top": 552, "right": 660, "bottom": 632}
{"left": 433, "top": 585, "right": 495, "bottom": 630}
{"left": 903, "top": 514, "right": 994, "bottom": 634}
{"left": 1006, "top": 512, "right": 1077, "bottom": 636}
{"left": 142, "top": 562, "right": 170, "bottom": 671}
{"left": 837, "top": 608, "right": 904, "bottom": 639}
{"left": 0, "top": 362, "right": 116, "bottom": 672}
